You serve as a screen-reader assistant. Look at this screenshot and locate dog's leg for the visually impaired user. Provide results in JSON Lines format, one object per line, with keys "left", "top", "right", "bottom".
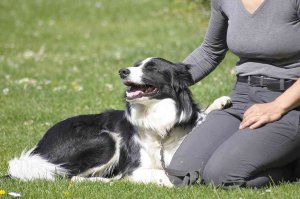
{"left": 127, "top": 168, "right": 174, "bottom": 187}
{"left": 205, "top": 96, "right": 231, "bottom": 114}
{"left": 71, "top": 176, "right": 112, "bottom": 183}
{"left": 71, "top": 175, "right": 121, "bottom": 183}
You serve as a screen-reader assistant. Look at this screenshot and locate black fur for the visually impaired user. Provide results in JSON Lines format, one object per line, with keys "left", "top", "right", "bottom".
{"left": 10, "top": 57, "right": 202, "bottom": 180}
{"left": 138, "top": 58, "right": 199, "bottom": 127}
{"left": 32, "top": 110, "right": 140, "bottom": 177}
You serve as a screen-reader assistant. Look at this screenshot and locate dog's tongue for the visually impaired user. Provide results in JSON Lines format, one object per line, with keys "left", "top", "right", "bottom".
{"left": 125, "top": 85, "right": 157, "bottom": 99}
{"left": 126, "top": 90, "right": 144, "bottom": 98}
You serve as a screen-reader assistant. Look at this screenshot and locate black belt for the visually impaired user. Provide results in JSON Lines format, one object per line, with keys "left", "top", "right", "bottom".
{"left": 237, "top": 76, "right": 296, "bottom": 91}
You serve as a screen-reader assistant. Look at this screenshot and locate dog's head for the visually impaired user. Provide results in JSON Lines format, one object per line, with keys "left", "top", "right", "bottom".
{"left": 119, "top": 57, "right": 193, "bottom": 103}
{"left": 119, "top": 57, "right": 199, "bottom": 133}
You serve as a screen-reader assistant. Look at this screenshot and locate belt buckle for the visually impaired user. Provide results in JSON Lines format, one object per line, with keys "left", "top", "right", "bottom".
{"left": 259, "top": 76, "right": 264, "bottom": 87}
{"left": 280, "top": 79, "right": 284, "bottom": 91}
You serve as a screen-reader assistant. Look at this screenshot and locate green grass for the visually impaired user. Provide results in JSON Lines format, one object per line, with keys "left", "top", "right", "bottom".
{"left": 0, "top": 0, "right": 299, "bottom": 198}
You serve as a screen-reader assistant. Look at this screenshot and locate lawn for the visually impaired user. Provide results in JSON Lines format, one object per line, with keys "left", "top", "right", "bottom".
{"left": 1, "top": 0, "right": 300, "bottom": 198}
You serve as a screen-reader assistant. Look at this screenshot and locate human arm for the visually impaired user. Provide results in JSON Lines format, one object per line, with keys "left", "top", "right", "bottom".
{"left": 183, "top": 0, "right": 228, "bottom": 84}
{"left": 239, "top": 78, "right": 300, "bottom": 129}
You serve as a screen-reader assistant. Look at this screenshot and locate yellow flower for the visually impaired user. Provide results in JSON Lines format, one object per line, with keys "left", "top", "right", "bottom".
{"left": 0, "top": 189, "right": 6, "bottom": 195}
{"left": 63, "top": 191, "right": 70, "bottom": 197}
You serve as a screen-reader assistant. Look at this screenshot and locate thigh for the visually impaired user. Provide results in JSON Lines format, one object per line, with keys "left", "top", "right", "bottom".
{"left": 167, "top": 110, "right": 240, "bottom": 173}
{"left": 203, "top": 109, "right": 300, "bottom": 187}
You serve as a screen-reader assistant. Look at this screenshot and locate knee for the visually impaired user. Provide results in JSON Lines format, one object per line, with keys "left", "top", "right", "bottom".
{"left": 166, "top": 170, "right": 200, "bottom": 187}
{"left": 166, "top": 156, "right": 202, "bottom": 187}
{"left": 203, "top": 157, "right": 245, "bottom": 188}
{"left": 202, "top": 161, "right": 227, "bottom": 186}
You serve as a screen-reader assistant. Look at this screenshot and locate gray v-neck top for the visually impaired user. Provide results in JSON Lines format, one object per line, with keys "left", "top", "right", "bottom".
{"left": 184, "top": 0, "right": 300, "bottom": 82}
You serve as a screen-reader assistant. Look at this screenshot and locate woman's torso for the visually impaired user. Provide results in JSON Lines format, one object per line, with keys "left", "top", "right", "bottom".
{"left": 221, "top": 0, "right": 300, "bottom": 79}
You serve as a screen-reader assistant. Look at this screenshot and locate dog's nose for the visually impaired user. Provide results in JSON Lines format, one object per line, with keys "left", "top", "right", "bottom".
{"left": 119, "top": 68, "right": 130, "bottom": 79}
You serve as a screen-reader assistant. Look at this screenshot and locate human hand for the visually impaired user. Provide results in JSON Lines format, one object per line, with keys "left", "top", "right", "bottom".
{"left": 239, "top": 102, "right": 285, "bottom": 129}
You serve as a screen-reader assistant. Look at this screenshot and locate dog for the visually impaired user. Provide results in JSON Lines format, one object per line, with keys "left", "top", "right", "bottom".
{"left": 8, "top": 57, "right": 231, "bottom": 187}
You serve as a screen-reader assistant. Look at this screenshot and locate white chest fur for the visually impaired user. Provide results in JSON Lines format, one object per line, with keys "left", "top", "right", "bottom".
{"left": 126, "top": 98, "right": 190, "bottom": 169}
{"left": 127, "top": 98, "right": 178, "bottom": 137}
{"left": 135, "top": 127, "right": 188, "bottom": 169}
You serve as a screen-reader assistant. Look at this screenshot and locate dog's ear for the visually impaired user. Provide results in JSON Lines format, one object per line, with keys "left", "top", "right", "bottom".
{"left": 174, "top": 64, "right": 195, "bottom": 123}
{"left": 171, "top": 63, "right": 193, "bottom": 90}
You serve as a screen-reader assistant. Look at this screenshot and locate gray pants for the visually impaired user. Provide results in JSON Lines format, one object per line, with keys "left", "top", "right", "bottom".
{"left": 166, "top": 81, "right": 300, "bottom": 188}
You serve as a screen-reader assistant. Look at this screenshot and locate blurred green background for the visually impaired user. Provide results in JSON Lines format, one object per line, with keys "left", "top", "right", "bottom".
{"left": 1, "top": 0, "right": 299, "bottom": 198}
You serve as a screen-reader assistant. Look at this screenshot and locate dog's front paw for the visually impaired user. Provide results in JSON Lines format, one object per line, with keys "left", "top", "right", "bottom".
{"left": 158, "top": 178, "right": 174, "bottom": 188}
{"left": 71, "top": 176, "right": 86, "bottom": 182}
{"left": 215, "top": 96, "right": 232, "bottom": 109}
{"left": 205, "top": 96, "right": 232, "bottom": 114}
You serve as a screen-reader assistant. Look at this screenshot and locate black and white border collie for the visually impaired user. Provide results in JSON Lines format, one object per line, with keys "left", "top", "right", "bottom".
{"left": 8, "top": 57, "right": 230, "bottom": 187}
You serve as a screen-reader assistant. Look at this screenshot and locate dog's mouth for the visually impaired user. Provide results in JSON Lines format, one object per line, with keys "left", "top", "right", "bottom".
{"left": 123, "top": 81, "right": 159, "bottom": 100}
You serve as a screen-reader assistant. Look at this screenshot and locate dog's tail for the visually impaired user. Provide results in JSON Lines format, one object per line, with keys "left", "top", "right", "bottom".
{"left": 8, "top": 148, "right": 67, "bottom": 181}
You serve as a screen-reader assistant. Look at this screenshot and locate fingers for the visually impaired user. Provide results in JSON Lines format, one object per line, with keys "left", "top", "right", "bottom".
{"left": 240, "top": 103, "right": 284, "bottom": 130}
{"left": 249, "top": 120, "right": 266, "bottom": 129}
{"left": 240, "top": 112, "right": 279, "bottom": 130}
{"left": 240, "top": 115, "right": 261, "bottom": 129}
{"left": 243, "top": 107, "right": 253, "bottom": 119}
{"left": 240, "top": 105, "right": 261, "bottom": 129}
{"left": 243, "top": 104, "right": 259, "bottom": 119}
{"left": 242, "top": 115, "right": 269, "bottom": 129}
{"left": 240, "top": 107, "right": 270, "bottom": 129}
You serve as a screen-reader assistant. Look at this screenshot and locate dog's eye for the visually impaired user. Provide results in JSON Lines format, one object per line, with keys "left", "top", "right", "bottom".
{"left": 145, "top": 62, "right": 158, "bottom": 71}
{"left": 148, "top": 66, "right": 158, "bottom": 72}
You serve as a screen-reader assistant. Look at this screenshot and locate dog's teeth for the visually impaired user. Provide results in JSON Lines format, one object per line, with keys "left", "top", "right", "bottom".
{"left": 145, "top": 87, "right": 152, "bottom": 93}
